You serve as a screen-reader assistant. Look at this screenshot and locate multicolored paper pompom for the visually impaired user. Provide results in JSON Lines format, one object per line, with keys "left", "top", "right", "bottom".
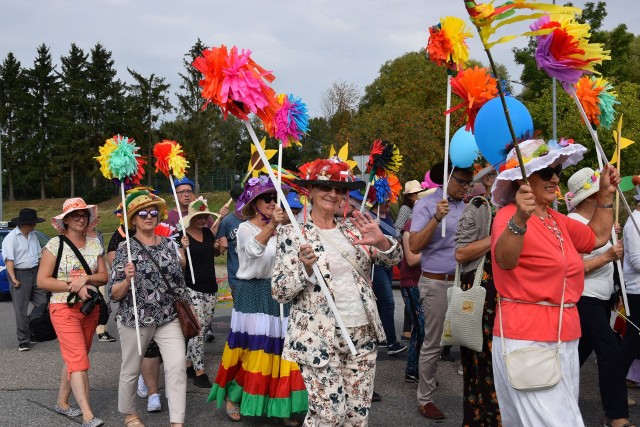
{"left": 96, "top": 135, "right": 145, "bottom": 186}
{"left": 574, "top": 76, "right": 619, "bottom": 130}
{"left": 275, "top": 93, "right": 309, "bottom": 147}
{"left": 426, "top": 16, "right": 473, "bottom": 70}
{"left": 367, "top": 173, "right": 402, "bottom": 205}
{"left": 153, "top": 140, "right": 190, "bottom": 179}
{"left": 531, "top": 14, "right": 611, "bottom": 86}
{"left": 366, "top": 139, "right": 403, "bottom": 176}
{"left": 446, "top": 66, "right": 498, "bottom": 131}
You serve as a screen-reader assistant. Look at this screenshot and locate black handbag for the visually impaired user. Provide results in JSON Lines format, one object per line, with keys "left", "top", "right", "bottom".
{"left": 29, "top": 237, "right": 64, "bottom": 342}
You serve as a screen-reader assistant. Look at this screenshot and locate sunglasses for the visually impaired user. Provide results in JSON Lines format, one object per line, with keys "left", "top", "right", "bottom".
{"left": 258, "top": 194, "right": 277, "bottom": 204}
{"left": 316, "top": 185, "right": 347, "bottom": 195}
{"left": 535, "top": 164, "right": 562, "bottom": 181}
{"left": 451, "top": 175, "right": 473, "bottom": 188}
{"left": 137, "top": 209, "right": 159, "bottom": 219}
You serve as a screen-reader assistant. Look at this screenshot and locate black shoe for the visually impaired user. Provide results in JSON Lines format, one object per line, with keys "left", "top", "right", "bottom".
{"left": 377, "top": 341, "right": 389, "bottom": 348}
{"left": 387, "top": 342, "right": 408, "bottom": 355}
{"left": 372, "top": 391, "right": 382, "bottom": 402}
{"left": 205, "top": 331, "right": 215, "bottom": 342}
{"left": 401, "top": 335, "right": 411, "bottom": 342}
{"left": 440, "top": 353, "right": 455, "bottom": 362}
{"left": 194, "top": 373, "right": 213, "bottom": 388}
{"left": 98, "top": 332, "right": 116, "bottom": 342}
{"left": 186, "top": 365, "right": 196, "bottom": 379}
{"left": 18, "top": 343, "right": 29, "bottom": 352}
{"left": 404, "top": 374, "right": 418, "bottom": 383}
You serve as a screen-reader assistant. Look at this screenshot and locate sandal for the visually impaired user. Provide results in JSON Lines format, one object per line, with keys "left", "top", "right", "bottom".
{"left": 125, "top": 415, "right": 145, "bottom": 427}
{"left": 225, "top": 400, "right": 241, "bottom": 422}
{"left": 604, "top": 418, "right": 636, "bottom": 427}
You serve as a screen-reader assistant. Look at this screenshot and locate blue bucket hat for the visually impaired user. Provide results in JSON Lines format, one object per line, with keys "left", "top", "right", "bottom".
{"left": 349, "top": 189, "right": 364, "bottom": 201}
{"left": 286, "top": 191, "right": 304, "bottom": 209}
{"left": 173, "top": 177, "right": 195, "bottom": 190}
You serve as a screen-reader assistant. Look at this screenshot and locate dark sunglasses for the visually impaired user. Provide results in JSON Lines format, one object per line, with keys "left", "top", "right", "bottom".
{"left": 316, "top": 184, "right": 347, "bottom": 195}
{"left": 258, "top": 194, "right": 277, "bottom": 204}
{"left": 535, "top": 164, "right": 563, "bottom": 181}
{"left": 137, "top": 209, "right": 159, "bottom": 219}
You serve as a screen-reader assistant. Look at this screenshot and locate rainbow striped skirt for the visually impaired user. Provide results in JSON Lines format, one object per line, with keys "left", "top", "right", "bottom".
{"left": 208, "top": 278, "right": 308, "bottom": 417}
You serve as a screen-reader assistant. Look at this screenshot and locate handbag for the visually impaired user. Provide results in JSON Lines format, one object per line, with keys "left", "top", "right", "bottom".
{"left": 440, "top": 196, "right": 490, "bottom": 352}
{"left": 29, "top": 236, "right": 64, "bottom": 341}
{"left": 131, "top": 237, "right": 200, "bottom": 339}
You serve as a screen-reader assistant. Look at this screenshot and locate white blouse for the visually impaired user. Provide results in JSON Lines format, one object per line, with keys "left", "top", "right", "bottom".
{"left": 236, "top": 221, "right": 277, "bottom": 280}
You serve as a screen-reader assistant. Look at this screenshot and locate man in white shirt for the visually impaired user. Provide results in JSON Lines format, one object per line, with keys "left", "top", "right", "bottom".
{"left": 2, "top": 208, "right": 47, "bottom": 351}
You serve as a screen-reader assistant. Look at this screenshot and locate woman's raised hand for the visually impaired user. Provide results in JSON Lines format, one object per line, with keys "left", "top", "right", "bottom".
{"left": 272, "top": 206, "right": 285, "bottom": 225}
{"left": 599, "top": 163, "right": 620, "bottom": 196}
{"left": 351, "top": 211, "right": 389, "bottom": 250}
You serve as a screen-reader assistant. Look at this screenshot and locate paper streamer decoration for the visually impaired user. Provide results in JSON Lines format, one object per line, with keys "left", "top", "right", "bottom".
{"left": 446, "top": 66, "right": 498, "bottom": 131}
{"left": 574, "top": 76, "right": 619, "bottom": 130}
{"left": 275, "top": 93, "right": 309, "bottom": 147}
{"left": 426, "top": 16, "right": 473, "bottom": 70}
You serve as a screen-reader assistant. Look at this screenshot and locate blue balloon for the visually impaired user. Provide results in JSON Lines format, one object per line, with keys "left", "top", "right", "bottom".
{"left": 449, "top": 127, "right": 479, "bottom": 168}
{"left": 474, "top": 96, "right": 534, "bottom": 167}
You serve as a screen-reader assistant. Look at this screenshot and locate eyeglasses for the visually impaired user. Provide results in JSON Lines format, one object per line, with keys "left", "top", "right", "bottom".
{"left": 451, "top": 175, "right": 473, "bottom": 188}
{"left": 258, "top": 194, "right": 277, "bottom": 204}
{"left": 316, "top": 185, "right": 347, "bottom": 195}
{"left": 70, "top": 212, "right": 89, "bottom": 221}
{"left": 535, "top": 164, "right": 562, "bottom": 181}
{"left": 176, "top": 189, "right": 193, "bottom": 196}
{"left": 137, "top": 209, "right": 159, "bottom": 219}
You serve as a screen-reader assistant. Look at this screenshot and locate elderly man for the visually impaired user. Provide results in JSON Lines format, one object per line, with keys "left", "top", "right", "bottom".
{"left": 2, "top": 208, "right": 48, "bottom": 351}
{"left": 167, "top": 177, "right": 229, "bottom": 234}
{"left": 409, "top": 162, "right": 475, "bottom": 420}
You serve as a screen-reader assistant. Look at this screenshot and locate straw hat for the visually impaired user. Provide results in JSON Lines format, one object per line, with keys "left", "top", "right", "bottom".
{"left": 51, "top": 198, "right": 98, "bottom": 233}
{"left": 125, "top": 189, "right": 168, "bottom": 224}
{"left": 565, "top": 168, "right": 600, "bottom": 211}
{"left": 404, "top": 180, "right": 426, "bottom": 195}
{"left": 183, "top": 197, "right": 219, "bottom": 226}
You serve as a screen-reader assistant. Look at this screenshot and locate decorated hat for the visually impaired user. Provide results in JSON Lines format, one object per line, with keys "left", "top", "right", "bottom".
{"left": 286, "top": 191, "right": 304, "bottom": 209}
{"left": 125, "top": 189, "right": 168, "bottom": 224}
{"left": 52, "top": 198, "right": 98, "bottom": 233}
{"left": 404, "top": 180, "right": 427, "bottom": 195}
{"left": 565, "top": 168, "right": 600, "bottom": 211}
{"left": 235, "top": 175, "right": 290, "bottom": 218}
{"left": 633, "top": 176, "right": 640, "bottom": 202}
{"left": 473, "top": 165, "right": 497, "bottom": 183}
{"left": 184, "top": 196, "right": 220, "bottom": 226}
{"left": 295, "top": 158, "right": 365, "bottom": 190}
{"left": 11, "top": 208, "right": 45, "bottom": 226}
{"left": 173, "top": 176, "right": 195, "bottom": 190}
{"left": 492, "top": 139, "right": 586, "bottom": 207}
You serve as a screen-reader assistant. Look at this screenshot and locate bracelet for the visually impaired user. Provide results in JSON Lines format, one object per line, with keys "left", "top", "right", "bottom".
{"left": 507, "top": 216, "right": 527, "bottom": 235}
{"left": 434, "top": 214, "right": 442, "bottom": 223}
{"left": 596, "top": 203, "right": 614, "bottom": 209}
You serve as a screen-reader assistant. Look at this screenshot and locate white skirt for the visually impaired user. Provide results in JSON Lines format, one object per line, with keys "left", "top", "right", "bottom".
{"left": 492, "top": 336, "right": 585, "bottom": 427}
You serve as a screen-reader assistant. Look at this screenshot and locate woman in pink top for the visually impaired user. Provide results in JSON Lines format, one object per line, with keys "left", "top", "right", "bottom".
{"left": 491, "top": 139, "right": 618, "bottom": 426}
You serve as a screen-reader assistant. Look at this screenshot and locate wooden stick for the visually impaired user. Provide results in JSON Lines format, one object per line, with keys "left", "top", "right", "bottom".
{"left": 212, "top": 197, "right": 233, "bottom": 228}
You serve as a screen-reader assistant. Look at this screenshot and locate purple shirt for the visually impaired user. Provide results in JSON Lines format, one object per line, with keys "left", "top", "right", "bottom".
{"left": 409, "top": 187, "right": 465, "bottom": 274}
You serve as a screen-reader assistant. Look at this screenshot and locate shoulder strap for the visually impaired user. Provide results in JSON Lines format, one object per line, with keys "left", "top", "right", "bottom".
{"left": 59, "top": 235, "right": 92, "bottom": 275}
{"left": 52, "top": 236, "right": 65, "bottom": 279}
{"left": 130, "top": 236, "right": 176, "bottom": 297}
{"left": 313, "top": 225, "right": 370, "bottom": 283}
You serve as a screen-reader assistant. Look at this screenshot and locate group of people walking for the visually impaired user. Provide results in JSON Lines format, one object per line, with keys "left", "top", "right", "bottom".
{"left": 4, "top": 140, "right": 640, "bottom": 426}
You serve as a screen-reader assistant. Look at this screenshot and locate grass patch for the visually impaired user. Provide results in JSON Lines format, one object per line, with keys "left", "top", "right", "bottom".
{"left": 3, "top": 191, "right": 234, "bottom": 240}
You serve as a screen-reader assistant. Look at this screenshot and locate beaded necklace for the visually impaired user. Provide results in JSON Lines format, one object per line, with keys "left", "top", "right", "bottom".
{"left": 539, "top": 212, "right": 565, "bottom": 255}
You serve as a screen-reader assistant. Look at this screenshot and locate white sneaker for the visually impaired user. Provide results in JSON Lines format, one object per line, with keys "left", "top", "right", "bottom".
{"left": 457, "top": 363, "right": 463, "bottom": 376}
{"left": 147, "top": 393, "right": 162, "bottom": 412}
{"left": 137, "top": 375, "right": 148, "bottom": 398}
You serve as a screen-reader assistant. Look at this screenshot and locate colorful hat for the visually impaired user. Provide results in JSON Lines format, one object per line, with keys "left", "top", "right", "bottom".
{"left": 11, "top": 208, "right": 45, "bottom": 226}
{"left": 564, "top": 167, "right": 600, "bottom": 211}
{"left": 52, "top": 198, "right": 98, "bottom": 233}
{"left": 183, "top": 196, "right": 220, "bottom": 226}
{"left": 295, "top": 158, "right": 365, "bottom": 190}
{"left": 349, "top": 189, "right": 364, "bottom": 201}
{"left": 632, "top": 176, "right": 640, "bottom": 202}
{"left": 235, "top": 175, "right": 290, "bottom": 218}
{"left": 492, "top": 139, "right": 586, "bottom": 207}
{"left": 173, "top": 176, "right": 195, "bottom": 190}
{"left": 125, "top": 189, "right": 168, "bottom": 224}
{"left": 286, "top": 191, "right": 304, "bottom": 209}
{"left": 404, "top": 180, "right": 427, "bottom": 195}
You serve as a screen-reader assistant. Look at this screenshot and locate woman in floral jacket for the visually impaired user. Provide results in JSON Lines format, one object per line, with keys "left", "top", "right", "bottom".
{"left": 273, "top": 158, "right": 403, "bottom": 426}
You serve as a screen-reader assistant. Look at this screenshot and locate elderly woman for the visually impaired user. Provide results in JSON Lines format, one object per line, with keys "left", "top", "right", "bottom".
{"left": 273, "top": 158, "right": 403, "bottom": 426}
{"left": 178, "top": 197, "right": 221, "bottom": 389}
{"left": 209, "top": 176, "right": 307, "bottom": 425}
{"left": 37, "top": 198, "right": 108, "bottom": 427}
{"left": 565, "top": 168, "right": 631, "bottom": 427}
{"left": 454, "top": 164, "right": 501, "bottom": 426}
{"left": 491, "top": 139, "right": 618, "bottom": 426}
{"left": 108, "top": 189, "right": 192, "bottom": 427}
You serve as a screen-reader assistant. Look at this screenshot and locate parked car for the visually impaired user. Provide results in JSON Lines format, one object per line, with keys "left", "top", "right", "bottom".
{"left": 0, "top": 221, "right": 50, "bottom": 300}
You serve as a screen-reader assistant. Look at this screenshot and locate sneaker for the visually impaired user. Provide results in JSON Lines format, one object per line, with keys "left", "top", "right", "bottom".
{"left": 629, "top": 396, "right": 637, "bottom": 407}
{"left": 147, "top": 393, "right": 162, "bottom": 412}
{"left": 18, "top": 343, "right": 29, "bottom": 352}
{"left": 194, "top": 373, "right": 213, "bottom": 388}
{"left": 205, "top": 330, "right": 215, "bottom": 342}
{"left": 186, "top": 365, "right": 196, "bottom": 379}
{"left": 81, "top": 417, "right": 104, "bottom": 427}
{"left": 457, "top": 364, "right": 463, "bottom": 376}
{"left": 401, "top": 334, "right": 411, "bottom": 342}
{"left": 440, "top": 353, "right": 455, "bottom": 362}
{"left": 54, "top": 404, "right": 82, "bottom": 417}
{"left": 387, "top": 342, "right": 408, "bottom": 355}
{"left": 404, "top": 374, "right": 418, "bottom": 383}
{"left": 98, "top": 332, "right": 116, "bottom": 342}
{"left": 377, "top": 341, "right": 389, "bottom": 348}
{"left": 137, "top": 375, "right": 148, "bottom": 398}
{"left": 372, "top": 391, "right": 382, "bottom": 402}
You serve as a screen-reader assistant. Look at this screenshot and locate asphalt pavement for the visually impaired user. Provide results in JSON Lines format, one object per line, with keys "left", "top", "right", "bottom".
{"left": 0, "top": 287, "right": 633, "bottom": 426}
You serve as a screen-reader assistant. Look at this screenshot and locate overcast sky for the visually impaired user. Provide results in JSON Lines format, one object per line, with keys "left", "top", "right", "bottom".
{"left": 1, "top": 1, "right": 638, "bottom": 120}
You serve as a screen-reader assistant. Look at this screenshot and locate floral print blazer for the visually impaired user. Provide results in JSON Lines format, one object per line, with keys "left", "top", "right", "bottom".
{"left": 272, "top": 217, "right": 403, "bottom": 367}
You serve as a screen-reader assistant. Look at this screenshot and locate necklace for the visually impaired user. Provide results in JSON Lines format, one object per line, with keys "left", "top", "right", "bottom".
{"left": 538, "top": 212, "right": 564, "bottom": 249}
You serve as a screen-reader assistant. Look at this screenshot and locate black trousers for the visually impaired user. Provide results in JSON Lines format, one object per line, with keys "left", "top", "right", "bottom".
{"left": 623, "top": 293, "right": 640, "bottom": 370}
{"left": 578, "top": 296, "right": 628, "bottom": 419}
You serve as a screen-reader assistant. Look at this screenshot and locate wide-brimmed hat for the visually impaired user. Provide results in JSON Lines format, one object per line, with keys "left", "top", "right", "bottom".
{"left": 52, "top": 198, "right": 98, "bottom": 233}
{"left": 418, "top": 188, "right": 437, "bottom": 200}
{"left": 183, "top": 197, "right": 219, "bottom": 226}
{"left": 492, "top": 139, "right": 586, "bottom": 207}
{"left": 473, "top": 166, "right": 497, "bottom": 183}
{"left": 235, "top": 175, "right": 290, "bottom": 218}
{"left": 295, "top": 158, "right": 365, "bottom": 190}
{"left": 565, "top": 168, "right": 600, "bottom": 211}
{"left": 125, "top": 189, "right": 168, "bottom": 224}
{"left": 404, "top": 180, "right": 426, "bottom": 195}
{"left": 11, "top": 208, "right": 45, "bottom": 226}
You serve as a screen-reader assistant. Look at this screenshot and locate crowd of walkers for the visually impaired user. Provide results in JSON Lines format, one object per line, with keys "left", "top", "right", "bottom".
{"left": 5, "top": 142, "right": 640, "bottom": 426}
